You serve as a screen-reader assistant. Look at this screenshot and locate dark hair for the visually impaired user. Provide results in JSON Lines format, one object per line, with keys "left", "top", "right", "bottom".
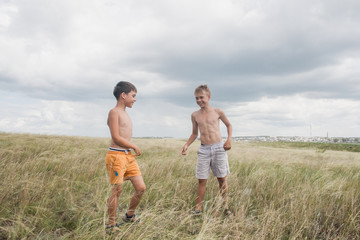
{"left": 113, "top": 81, "right": 137, "bottom": 100}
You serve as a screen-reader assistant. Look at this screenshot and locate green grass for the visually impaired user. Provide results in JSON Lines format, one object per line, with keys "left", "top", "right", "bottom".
{"left": 255, "top": 141, "right": 360, "bottom": 152}
{"left": 1, "top": 133, "right": 360, "bottom": 239}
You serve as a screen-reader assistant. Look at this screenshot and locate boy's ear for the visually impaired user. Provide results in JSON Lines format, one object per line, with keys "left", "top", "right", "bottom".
{"left": 120, "top": 92, "right": 127, "bottom": 99}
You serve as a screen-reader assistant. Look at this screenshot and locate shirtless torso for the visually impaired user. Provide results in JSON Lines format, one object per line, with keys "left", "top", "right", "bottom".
{"left": 181, "top": 89, "right": 232, "bottom": 155}
{"left": 107, "top": 89, "right": 140, "bottom": 155}
{"left": 192, "top": 107, "right": 223, "bottom": 145}
{"left": 108, "top": 108, "right": 132, "bottom": 149}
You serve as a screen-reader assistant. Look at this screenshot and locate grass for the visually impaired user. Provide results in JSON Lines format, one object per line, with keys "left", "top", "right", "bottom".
{"left": 1, "top": 132, "right": 360, "bottom": 239}
{"left": 255, "top": 141, "right": 360, "bottom": 153}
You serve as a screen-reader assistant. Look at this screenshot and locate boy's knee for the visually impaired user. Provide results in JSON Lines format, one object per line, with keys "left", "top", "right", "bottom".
{"left": 136, "top": 185, "right": 146, "bottom": 194}
{"left": 217, "top": 177, "right": 226, "bottom": 183}
{"left": 198, "top": 179, "right": 207, "bottom": 186}
{"left": 217, "top": 178, "right": 227, "bottom": 186}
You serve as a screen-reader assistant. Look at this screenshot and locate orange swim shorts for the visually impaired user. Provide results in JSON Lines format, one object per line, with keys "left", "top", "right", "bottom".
{"left": 105, "top": 149, "right": 141, "bottom": 185}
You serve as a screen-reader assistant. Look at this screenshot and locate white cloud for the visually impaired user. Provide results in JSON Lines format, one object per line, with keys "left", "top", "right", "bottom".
{"left": 227, "top": 95, "right": 360, "bottom": 137}
{"left": 0, "top": 4, "right": 17, "bottom": 30}
{"left": 131, "top": 99, "right": 193, "bottom": 138}
{"left": 0, "top": 91, "right": 110, "bottom": 136}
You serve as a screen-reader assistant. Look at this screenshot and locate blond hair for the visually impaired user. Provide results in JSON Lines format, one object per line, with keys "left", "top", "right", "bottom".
{"left": 194, "top": 84, "right": 211, "bottom": 96}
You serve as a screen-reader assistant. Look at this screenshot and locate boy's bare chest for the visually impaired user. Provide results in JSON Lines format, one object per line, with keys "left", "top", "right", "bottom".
{"left": 118, "top": 113, "right": 132, "bottom": 128}
{"left": 195, "top": 112, "right": 219, "bottom": 126}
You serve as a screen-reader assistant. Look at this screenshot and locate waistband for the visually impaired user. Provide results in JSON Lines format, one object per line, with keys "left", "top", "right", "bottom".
{"left": 200, "top": 142, "right": 223, "bottom": 148}
{"left": 108, "top": 147, "right": 132, "bottom": 154}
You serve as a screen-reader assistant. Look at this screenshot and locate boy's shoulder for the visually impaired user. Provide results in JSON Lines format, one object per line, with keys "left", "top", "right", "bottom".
{"left": 191, "top": 109, "right": 204, "bottom": 118}
{"left": 108, "top": 107, "right": 118, "bottom": 115}
{"left": 108, "top": 106, "right": 126, "bottom": 116}
{"left": 192, "top": 109, "right": 201, "bottom": 115}
{"left": 214, "top": 108, "right": 224, "bottom": 114}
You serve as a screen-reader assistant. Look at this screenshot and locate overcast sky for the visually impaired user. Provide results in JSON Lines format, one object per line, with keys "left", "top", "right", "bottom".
{"left": 1, "top": 0, "right": 360, "bottom": 138}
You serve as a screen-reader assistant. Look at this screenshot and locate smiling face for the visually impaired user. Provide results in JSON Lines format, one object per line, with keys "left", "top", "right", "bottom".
{"left": 195, "top": 90, "right": 210, "bottom": 108}
{"left": 121, "top": 90, "right": 137, "bottom": 108}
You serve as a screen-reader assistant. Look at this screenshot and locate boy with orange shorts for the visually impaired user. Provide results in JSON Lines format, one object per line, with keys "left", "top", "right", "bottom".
{"left": 105, "top": 81, "right": 146, "bottom": 230}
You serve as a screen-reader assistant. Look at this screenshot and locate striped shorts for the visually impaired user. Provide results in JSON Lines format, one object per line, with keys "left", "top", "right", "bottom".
{"left": 196, "top": 142, "right": 230, "bottom": 179}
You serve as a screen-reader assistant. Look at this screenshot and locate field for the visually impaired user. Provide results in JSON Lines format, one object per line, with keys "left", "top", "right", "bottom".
{"left": 1, "top": 133, "right": 360, "bottom": 239}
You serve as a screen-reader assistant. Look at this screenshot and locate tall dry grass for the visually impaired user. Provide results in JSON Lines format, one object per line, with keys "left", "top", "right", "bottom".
{"left": 1, "top": 132, "right": 360, "bottom": 239}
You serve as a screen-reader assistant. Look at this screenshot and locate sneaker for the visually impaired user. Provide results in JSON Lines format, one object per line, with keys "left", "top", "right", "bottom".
{"left": 122, "top": 213, "right": 141, "bottom": 223}
{"left": 190, "top": 209, "right": 202, "bottom": 216}
{"left": 224, "top": 209, "right": 233, "bottom": 217}
{"left": 106, "top": 223, "right": 124, "bottom": 233}
{"left": 106, "top": 223, "right": 125, "bottom": 228}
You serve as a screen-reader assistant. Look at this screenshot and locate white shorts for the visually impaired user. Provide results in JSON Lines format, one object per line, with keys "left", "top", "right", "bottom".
{"left": 196, "top": 142, "right": 230, "bottom": 179}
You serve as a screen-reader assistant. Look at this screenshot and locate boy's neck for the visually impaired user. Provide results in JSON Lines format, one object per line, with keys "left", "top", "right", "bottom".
{"left": 200, "top": 104, "right": 212, "bottom": 111}
{"left": 116, "top": 101, "right": 127, "bottom": 110}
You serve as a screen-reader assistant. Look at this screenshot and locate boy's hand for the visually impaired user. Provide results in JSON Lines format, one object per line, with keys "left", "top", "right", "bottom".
{"left": 133, "top": 145, "right": 142, "bottom": 156}
{"left": 181, "top": 145, "right": 188, "bottom": 155}
{"left": 223, "top": 140, "right": 231, "bottom": 151}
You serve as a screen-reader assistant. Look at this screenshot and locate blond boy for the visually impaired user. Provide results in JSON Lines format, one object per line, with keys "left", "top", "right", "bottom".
{"left": 105, "top": 81, "right": 146, "bottom": 229}
{"left": 181, "top": 85, "right": 232, "bottom": 216}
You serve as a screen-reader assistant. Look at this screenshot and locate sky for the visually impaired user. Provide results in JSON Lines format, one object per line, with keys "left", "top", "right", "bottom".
{"left": 1, "top": 0, "right": 360, "bottom": 138}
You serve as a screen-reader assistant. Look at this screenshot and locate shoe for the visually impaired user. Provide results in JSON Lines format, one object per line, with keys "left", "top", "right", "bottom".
{"left": 106, "top": 223, "right": 124, "bottom": 233}
{"left": 106, "top": 223, "right": 125, "bottom": 228}
{"left": 224, "top": 209, "right": 233, "bottom": 217}
{"left": 190, "top": 209, "right": 202, "bottom": 216}
{"left": 122, "top": 213, "right": 141, "bottom": 223}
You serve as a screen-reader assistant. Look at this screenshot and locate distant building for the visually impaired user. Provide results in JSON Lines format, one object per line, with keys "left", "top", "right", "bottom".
{"left": 232, "top": 136, "right": 360, "bottom": 144}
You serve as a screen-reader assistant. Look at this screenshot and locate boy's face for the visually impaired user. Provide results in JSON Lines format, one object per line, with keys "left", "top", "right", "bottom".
{"left": 195, "top": 90, "right": 210, "bottom": 108}
{"left": 122, "top": 90, "right": 137, "bottom": 108}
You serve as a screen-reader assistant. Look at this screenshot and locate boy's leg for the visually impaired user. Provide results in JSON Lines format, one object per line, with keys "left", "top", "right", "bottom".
{"left": 196, "top": 179, "right": 207, "bottom": 211}
{"left": 210, "top": 143, "right": 230, "bottom": 212}
{"left": 127, "top": 175, "right": 146, "bottom": 216}
{"left": 107, "top": 184, "right": 122, "bottom": 226}
{"left": 217, "top": 177, "right": 232, "bottom": 215}
{"left": 217, "top": 177, "right": 229, "bottom": 209}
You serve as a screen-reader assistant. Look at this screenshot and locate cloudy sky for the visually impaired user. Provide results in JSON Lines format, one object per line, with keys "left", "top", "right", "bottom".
{"left": 1, "top": 0, "right": 360, "bottom": 138}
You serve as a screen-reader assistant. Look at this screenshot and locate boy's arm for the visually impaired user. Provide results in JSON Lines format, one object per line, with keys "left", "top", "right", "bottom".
{"left": 181, "top": 113, "right": 198, "bottom": 155}
{"left": 217, "top": 109, "right": 232, "bottom": 151}
{"left": 108, "top": 110, "right": 141, "bottom": 156}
